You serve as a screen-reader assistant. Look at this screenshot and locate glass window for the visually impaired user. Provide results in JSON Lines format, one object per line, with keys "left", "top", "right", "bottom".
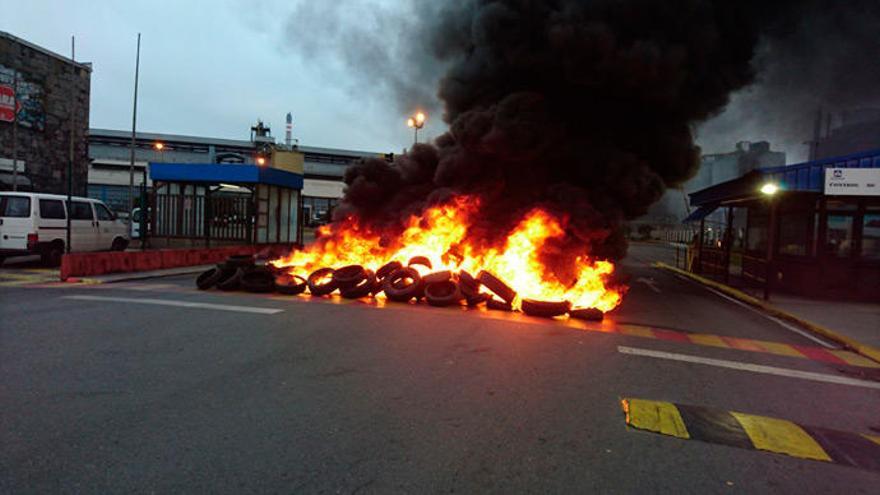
{"left": 861, "top": 213, "right": 880, "bottom": 260}
{"left": 0, "top": 196, "right": 31, "bottom": 217}
{"left": 39, "top": 199, "right": 66, "bottom": 219}
{"left": 69, "top": 201, "right": 94, "bottom": 220}
{"left": 826, "top": 199, "right": 858, "bottom": 211}
{"left": 778, "top": 212, "right": 809, "bottom": 256}
{"left": 95, "top": 203, "right": 115, "bottom": 221}
{"left": 825, "top": 215, "right": 853, "bottom": 258}
{"left": 746, "top": 211, "right": 768, "bottom": 253}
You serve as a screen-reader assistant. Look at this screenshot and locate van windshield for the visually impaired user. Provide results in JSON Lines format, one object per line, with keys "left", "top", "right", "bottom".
{"left": 0, "top": 196, "right": 31, "bottom": 218}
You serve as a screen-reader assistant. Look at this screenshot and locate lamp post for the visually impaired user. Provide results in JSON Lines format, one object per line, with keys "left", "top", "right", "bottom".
{"left": 406, "top": 111, "right": 426, "bottom": 145}
{"left": 760, "top": 182, "right": 779, "bottom": 300}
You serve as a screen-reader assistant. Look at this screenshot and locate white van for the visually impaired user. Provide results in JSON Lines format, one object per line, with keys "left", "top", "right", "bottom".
{"left": 0, "top": 192, "right": 130, "bottom": 266}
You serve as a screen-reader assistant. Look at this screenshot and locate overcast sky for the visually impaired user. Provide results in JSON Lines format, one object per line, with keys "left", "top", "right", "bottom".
{"left": 3, "top": 0, "right": 442, "bottom": 154}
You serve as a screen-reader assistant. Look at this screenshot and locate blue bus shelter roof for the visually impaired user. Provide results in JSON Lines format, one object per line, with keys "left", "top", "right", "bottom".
{"left": 689, "top": 148, "right": 880, "bottom": 207}
{"left": 149, "top": 163, "right": 303, "bottom": 189}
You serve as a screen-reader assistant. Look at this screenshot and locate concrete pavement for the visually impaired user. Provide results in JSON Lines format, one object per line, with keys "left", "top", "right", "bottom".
{"left": 1, "top": 245, "right": 879, "bottom": 493}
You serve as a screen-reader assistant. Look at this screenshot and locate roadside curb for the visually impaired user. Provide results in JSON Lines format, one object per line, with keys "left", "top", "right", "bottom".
{"left": 653, "top": 261, "right": 880, "bottom": 365}
{"left": 64, "top": 265, "right": 210, "bottom": 285}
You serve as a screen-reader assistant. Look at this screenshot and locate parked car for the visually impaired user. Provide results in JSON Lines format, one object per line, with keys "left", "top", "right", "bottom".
{"left": 0, "top": 192, "right": 130, "bottom": 266}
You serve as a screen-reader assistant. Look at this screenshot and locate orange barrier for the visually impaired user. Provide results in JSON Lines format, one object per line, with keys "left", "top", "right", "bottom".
{"left": 60, "top": 243, "right": 298, "bottom": 280}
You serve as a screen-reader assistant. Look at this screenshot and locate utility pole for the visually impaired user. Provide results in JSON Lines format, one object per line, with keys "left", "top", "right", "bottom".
{"left": 127, "top": 33, "right": 141, "bottom": 224}
{"left": 11, "top": 71, "right": 18, "bottom": 191}
{"left": 66, "top": 36, "right": 75, "bottom": 253}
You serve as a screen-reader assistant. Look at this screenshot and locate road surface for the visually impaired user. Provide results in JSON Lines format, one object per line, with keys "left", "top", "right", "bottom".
{"left": 1, "top": 243, "right": 878, "bottom": 493}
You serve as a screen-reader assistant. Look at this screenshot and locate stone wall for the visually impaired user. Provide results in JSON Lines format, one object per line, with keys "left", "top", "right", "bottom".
{"left": 0, "top": 32, "right": 90, "bottom": 194}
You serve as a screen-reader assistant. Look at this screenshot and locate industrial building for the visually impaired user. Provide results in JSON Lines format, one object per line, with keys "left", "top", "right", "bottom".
{"left": 0, "top": 31, "right": 91, "bottom": 193}
{"left": 87, "top": 126, "right": 383, "bottom": 223}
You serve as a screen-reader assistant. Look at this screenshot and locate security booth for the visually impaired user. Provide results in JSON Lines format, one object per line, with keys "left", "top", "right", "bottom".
{"left": 686, "top": 149, "right": 880, "bottom": 301}
{"left": 147, "top": 158, "right": 303, "bottom": 248}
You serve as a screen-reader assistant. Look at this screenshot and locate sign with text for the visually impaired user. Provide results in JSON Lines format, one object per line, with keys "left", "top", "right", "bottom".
{"left": 824, "top": 168, "right": 879, "bottom": 196}
{"left": 0, "top": 84, "right": 14, "bottom": 122}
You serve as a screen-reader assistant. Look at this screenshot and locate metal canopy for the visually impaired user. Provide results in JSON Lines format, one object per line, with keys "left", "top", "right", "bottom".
{"left": 149, "top": 163, "right": 303, "bottom": 189}
{"left": 682, "top": 204, "right": 719, "bottom": 223}
{"left": 689, "top": 148, "right": 880, "bottom": 207}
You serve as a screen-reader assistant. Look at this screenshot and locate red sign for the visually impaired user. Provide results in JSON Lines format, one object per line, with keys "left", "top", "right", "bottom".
{"left": 0, "top": 85, "right": 15, "bottom": 122}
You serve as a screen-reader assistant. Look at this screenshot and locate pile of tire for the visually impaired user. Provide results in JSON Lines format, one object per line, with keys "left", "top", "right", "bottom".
{"left": 194, "top": 255, "right": 605, "bottom": 320}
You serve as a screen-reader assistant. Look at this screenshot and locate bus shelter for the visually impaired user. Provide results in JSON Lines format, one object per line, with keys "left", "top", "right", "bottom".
{"left": 686, "top": 149, "right": 880, "bottom": 301}
{"left": 148, "top": 163, "right": 303, "bottom": 248}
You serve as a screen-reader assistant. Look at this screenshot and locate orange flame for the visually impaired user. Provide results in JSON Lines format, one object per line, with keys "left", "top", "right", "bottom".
{"left": 271, "top": 195, "right": 624, "bottom": 312}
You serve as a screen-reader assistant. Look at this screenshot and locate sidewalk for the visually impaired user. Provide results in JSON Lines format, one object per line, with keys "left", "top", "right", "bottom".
{"left": 764, "top": 294, "right": 880, "bottom": 350}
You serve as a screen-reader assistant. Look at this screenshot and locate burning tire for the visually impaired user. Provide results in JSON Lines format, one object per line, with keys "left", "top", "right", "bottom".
{"left": 216, "top": 267, "right": 245, "bottom": 291}
{"left": 340, "top": 270, "right": 376, "bottom": 299}
{"left": 307, "top": 267, "right": 337, "bottom": 296}
{"left": 424, "top": 280, "right": 462, "bottom": 307}
{"left": 225, "top": 254, "right": 255, "bottom": 269}
{"left": 241, "top": 269, "right": 276, "bottom": 293}
{"left": 423, "top": 270, "right": 451, "bottom": 284}
{"left": 486, "top": 298, "right": 513, "bottom": 311}
{"left": 569, "top": 308, "right": 605, "bottom": 321}
{"left": 383, "top": 267, "right": 423, "bottom": 302}
{"left": 407, "top": 256, "right": 432, "bottom": 270}
{"left": 477, "top": 270, "right": 516, "bottom": 303}
{"left": 520, "top": 299, "right": 571, "bottom": 318}
{"left": 465, "top": 292, "right": 492, "bottom": 306}
{"left": 196, "top": 267, "right": 225, "bottom": 290}
{"left": 275, "top": 274, "right": 307, "bottom": 295}
{"left": 376, "top": 261, "right": 403, "bottom": 280}
{"left": 333, "top": 264, "right": 367, "bottom": 289}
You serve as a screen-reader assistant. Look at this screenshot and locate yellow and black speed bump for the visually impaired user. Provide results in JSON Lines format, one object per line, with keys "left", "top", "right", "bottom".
{"left": 621, "top": 398, "right": 880, "bottom": 472}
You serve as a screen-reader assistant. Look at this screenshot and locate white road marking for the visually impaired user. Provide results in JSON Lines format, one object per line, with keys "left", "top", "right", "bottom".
{"left": 670, "top": 273, "right": 838, "bottom": 349}
{"left": 618, "top": 345, "right": 880, "bottom": 390}
{"left": 62, "top": 295, "right": 283, "bottom": 314}
{"left": 636, "top": 277, "right": 661, "bottom": 293}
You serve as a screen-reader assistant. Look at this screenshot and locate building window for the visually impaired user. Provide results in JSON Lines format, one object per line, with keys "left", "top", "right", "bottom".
{"left": 778, "top": 211, "right": 809, "bottom": 256}
{"left": 825, "top": 214, "right": 854, "bottom": 258}
{"left": 862, "top": 210, "right": 880, "bottom": 260}
{"left": 746, "top": 210, "right": 767, "bottom": 253}
{"left": 39, "top": 199, "right": 66, "bottom": 219}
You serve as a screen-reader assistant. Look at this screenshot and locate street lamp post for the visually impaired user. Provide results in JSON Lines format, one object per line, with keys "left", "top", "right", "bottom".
{"left": 406, "top": 111, "right": 426, "bottom": 145}
{"left": 760, "top": 182, "right": 780, "bottom": 300}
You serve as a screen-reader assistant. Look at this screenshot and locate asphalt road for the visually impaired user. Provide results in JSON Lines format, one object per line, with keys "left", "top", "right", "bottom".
{"left": 1, "top": 243, "right": 879, "bottom": 493}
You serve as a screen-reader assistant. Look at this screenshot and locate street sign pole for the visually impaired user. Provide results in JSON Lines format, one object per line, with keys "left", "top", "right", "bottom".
{"left": 66, "top": 36, "right": 75, "bottom": 253}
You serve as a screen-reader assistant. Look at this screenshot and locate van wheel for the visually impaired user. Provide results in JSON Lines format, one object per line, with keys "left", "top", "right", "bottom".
{"left": 41, "top": 243, "right": 64, "bottom": 267}
{"left": 111, "top": 237, "right": 129, "bottom": 251}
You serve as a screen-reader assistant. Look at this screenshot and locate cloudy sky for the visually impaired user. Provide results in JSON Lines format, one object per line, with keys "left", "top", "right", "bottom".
{"left": 3, "top": 0, "right": 442, "bottom": 154}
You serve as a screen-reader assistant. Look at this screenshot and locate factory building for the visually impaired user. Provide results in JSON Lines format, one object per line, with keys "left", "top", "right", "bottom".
{"left": 0, "top": 31, "right": 91, "bottom": 193}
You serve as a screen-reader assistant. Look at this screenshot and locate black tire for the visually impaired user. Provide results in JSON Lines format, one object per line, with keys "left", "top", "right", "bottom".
{"left": 241, "top": 270, "right": 276, "bottom": 293}
{"left": 569, "top": 308, "right": 605, "bottom": 321}
{"left": 465, "top": 292, "right": 492, "bottom": 307}
{"left": 275, "top": 274, "right": 307, "bottom": 295}
{"left": 486, "top": 298, "right": 513, "bottom": 311}
{"left": 383, "top": 267, "right": 422, "bottom": 302}
{"left": 458, "top": 270, "right": 478, "bottom": 290}
{"left": 340, "top": 270, "right": 376, "bottom": 299}
{"left": 307, "top": 267, "right": 337, "bottom": 296}
{"left": 216, "top": 267, "right": 245, "bottom": 291}
{"left": 407, "top": 256, "right": 432, "bottom": 270}
{"left": 520, "top": 299, "right": 571, "bottom": 318}
{"left": 424, "top": 280, "right": 462, "bottom": 307}
{"left": 376, "top": 261, "right": 402, "bottom": 280}
{"left": 41, "top": 243, "right": 64, "bottom": 267}
{"left": 111, "top": 237, "right": 129, "bottom": 251}
{"left": 477, "top": 270, "right": 517, "bottom": 303}
{"left": 423, "top": 270, "right": 451, "bottom": 284}
{"left": 333, "top": 264, "right": 367, "bottom": 289}
{"left": 196, "top": 267, "right": 225, "bottom": 290}
{"left": 226, "top": 254, "right": 255, "bottom": 269}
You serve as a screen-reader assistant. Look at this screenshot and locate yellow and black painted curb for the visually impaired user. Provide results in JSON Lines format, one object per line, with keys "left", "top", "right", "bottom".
{"left": 622, "top": 398, "right": 880, "bottom": 472}
{"left": 653, "top": 261, "right": 880, "bottom": 365}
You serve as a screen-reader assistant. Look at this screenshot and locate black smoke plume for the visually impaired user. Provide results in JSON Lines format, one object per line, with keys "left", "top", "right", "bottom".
{"left": 334, "top": 0, "right": 805, "bottom": 262}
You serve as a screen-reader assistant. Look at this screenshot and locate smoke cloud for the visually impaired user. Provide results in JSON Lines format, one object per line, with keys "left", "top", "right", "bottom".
{"left": 334, "top": 0, "right": 795, "bottom": 260}
{"left": 697, "top": 0, "right": 880, "bottom": 161}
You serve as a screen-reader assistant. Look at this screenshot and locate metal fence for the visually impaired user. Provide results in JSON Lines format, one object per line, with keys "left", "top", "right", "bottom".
{"left": 152, "top": 193, "right": 254, "bottom": 242}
